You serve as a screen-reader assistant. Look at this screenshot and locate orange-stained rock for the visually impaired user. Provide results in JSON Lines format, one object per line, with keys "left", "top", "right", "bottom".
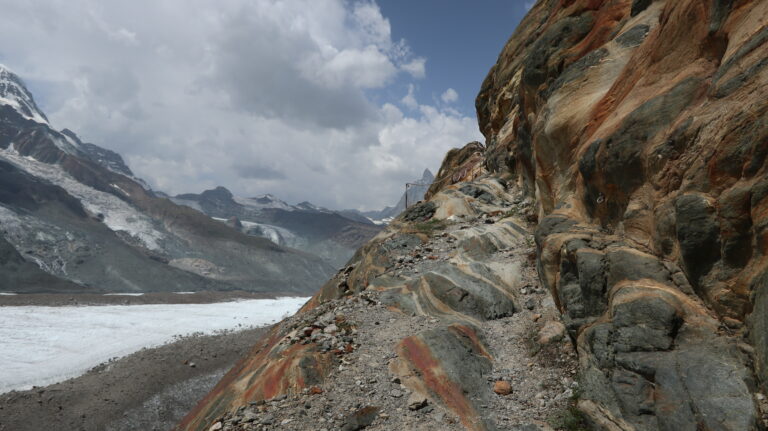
{"left": 180, "top": 1, "right": 768, "bottom": 430}
{"left": 537, "top": 321, "right": 566, "bottom": 345}
{"left": 493, "top": 381, "right": 512, "bottom": 396}
{"left": 476, "top": 0, "right": 767, "bottom": 429}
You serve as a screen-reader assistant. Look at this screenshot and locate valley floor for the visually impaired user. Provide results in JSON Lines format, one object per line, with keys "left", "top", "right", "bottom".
{"left": 0, "top": 326, "right": 268, "bottom": 431}
{"left": 0, "top": 290, "right": 289, "bottom": 307}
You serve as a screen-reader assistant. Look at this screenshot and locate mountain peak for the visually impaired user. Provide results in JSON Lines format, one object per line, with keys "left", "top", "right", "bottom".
{"left": 421, "top": 168, "right": 434, "bottom": 182}
{"left": 199, "top": 186, "right": 234, "bottom": 201}
{"left": 0, "top": 65, "right": 49, "bottom": 125}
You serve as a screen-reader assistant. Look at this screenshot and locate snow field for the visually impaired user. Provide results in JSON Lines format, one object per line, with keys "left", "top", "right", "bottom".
{"left": 0, "top": 297, "right": 308, "bottom": 393}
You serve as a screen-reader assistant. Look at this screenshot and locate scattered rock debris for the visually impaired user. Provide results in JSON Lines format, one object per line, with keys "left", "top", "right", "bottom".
{"left": 211, "top": 195, "right": 578, "bottom": 431}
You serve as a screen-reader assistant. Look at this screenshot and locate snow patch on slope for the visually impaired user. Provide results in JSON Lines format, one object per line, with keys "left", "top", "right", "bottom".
{"left": 0, "top": 297, "right": 308, "bottom": 393}
{"left": 234, "top": 194, "right": 295, "bottom": 211}
{"left": 0, "top": 147, "right": 164, "bottom": 250}
{"left": 211, "top": 216, "right": 302, "bottom": 248}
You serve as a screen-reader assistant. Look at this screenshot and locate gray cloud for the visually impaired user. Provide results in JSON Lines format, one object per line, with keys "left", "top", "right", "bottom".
{"left": 0, "top": 0, "right": 482, "bottom": 210}
{"left": 211, "top": 10, "right": 377, "bottom": 129}
{"left": 234, "top": 162, "right": 286, "bottom": 180}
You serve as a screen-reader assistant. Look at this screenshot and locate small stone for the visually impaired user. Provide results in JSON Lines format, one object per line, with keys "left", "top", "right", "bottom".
{"left": 537, "top": 321, "right": 566, "bottom": 345}
{"left": 243, "top": 411, "right": 258, "bottom": 422}
{"left": 341, "top": 406, "right": 379, "bottom": 431}
{"left": 310, "top": 386, "right": 324, "bottom": 395}
{"left": 390, "top": 389, "right": 404, "bottom": 398}
{"left": 525, "top": 298, "right": 536, "bottom": 310}
{"left": 208, "top": 422, "right": 223, "bottom": 431}
{"left": 407, "top": 393, "right": 428, "bottom": 410}
{"left": 493, "top": 380, "right": 512, "bottom": 396}
{"left": 532, "top": 313, "right": 542, "bottom": 321}
{"left": 757, "top": 393, "right": 766, "bottom": 401}
{"left": 188, "top": 362, "right": 196, "bottom": 368}
{"left": 324, "top": 324, "right": 339, "bottom": 334}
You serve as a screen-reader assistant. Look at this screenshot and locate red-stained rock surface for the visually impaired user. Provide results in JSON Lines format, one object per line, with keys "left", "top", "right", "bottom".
{"left": 477, "top": 0, "right": 767, "bottom": 428}
{"left": 180, "top": 0, "right": 767, "bottom": 429}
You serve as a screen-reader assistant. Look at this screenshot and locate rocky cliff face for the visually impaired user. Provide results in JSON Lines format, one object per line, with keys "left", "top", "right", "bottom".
{"left": 180, "top": 0, "right": 767, "bottom": 429}
{"left": 477, "top": 0, "right": 767, "bottom": 428}
{"left": 0, "top": 65, "right": 334, "bottom": 294}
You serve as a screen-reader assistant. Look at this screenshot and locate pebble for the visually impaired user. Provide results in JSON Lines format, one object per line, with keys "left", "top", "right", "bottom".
{"left": 390, "top": 389, "right": 404, "bottom": 398}
{"left": 537, "top": 321, "right": 566, "bottom": 345}
{"left": 407, "top": 393, "right": 429, "bottom": 410}
{"left": 493, "top": 380, "right": 512, "bottom": 395}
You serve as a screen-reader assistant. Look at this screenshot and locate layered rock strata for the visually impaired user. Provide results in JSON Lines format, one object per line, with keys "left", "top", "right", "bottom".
{"left": 476, "top": 0, "right": 767, "bottom": 428}
{"left": 182, "top": 0, "right": 768, "bottom": 429}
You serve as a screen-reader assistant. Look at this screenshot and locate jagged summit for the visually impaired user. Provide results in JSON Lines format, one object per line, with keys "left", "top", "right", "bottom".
{"left": 420, "top": 168, "right": 434, "bottom": 183}
{"left": 0, "top": 64, "right": 49, "bottom": 125}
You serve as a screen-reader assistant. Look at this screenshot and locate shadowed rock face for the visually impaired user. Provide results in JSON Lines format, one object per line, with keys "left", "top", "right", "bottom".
{"left": 476, "top": 0, "right": 767, "bottom": 428}
{"left": 182, "top": 1, "right": 766, "bottom": 429}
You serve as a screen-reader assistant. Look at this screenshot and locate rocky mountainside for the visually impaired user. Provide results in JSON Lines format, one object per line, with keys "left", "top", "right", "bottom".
{"left": 351, "top": 169, "right": 435, "bottom": 224}
{"left": 0, "top": 65, "right": 334, "bottom": 294}
{"left": 179, "top": 0, "right": 767, "bottom": 430}
{"left": 171, "top": 187, "right": 382, "bottom": 269}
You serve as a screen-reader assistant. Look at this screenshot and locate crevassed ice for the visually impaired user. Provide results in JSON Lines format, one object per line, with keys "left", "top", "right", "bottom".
{"left": 0, "top": 147, "right": 164, "bottom": 250}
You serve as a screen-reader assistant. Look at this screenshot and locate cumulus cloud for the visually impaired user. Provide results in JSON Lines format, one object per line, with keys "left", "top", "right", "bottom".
{"left": 0, "top": 0, "right": 482, "bottom": 209}
{"left": 441, "top": 88, "right": 459, "bottom": 104}
{"left": 400, "top": 84, "right": 418, "bottom": 110}
{"left": 401, "top": 58, "right": 426, "bottom": 78}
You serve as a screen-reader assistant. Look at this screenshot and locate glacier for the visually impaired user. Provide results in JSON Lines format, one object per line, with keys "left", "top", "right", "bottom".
{"left": 0, "top": 297, "right": 308, "bottom": 393}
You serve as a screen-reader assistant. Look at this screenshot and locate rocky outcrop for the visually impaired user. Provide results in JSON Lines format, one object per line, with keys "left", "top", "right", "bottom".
{"left": 475, "top": 0, "right": 767, "bottom": 428}
{"left": 180, "top": 177, "right": 583, "bottom": 430}
{"left": 425, "top": 142, "right": 485, "bottom": 201}
{"left": 359, "top": 169, "right": 436, "bottom": 223}
{"left": 181, "top": 0, "right": 767, "bottom": 429}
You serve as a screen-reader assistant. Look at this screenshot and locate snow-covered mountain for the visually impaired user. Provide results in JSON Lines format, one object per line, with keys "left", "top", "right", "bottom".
{"left": 0, "top": 64, "right": 333, "bottom": 294}
{"left": 0, "top": 65, "right": 49, "bottom": 125}
{"left": 171, "top": 187, "right": 381, "bottom": 268}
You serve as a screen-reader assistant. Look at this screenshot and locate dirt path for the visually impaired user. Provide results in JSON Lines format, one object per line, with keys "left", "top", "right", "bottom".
{"left": 210, "top": 212, "right": 579, "bottom": 430}
{"left": 0, "top": 326, "right": 268, "bottom": 431}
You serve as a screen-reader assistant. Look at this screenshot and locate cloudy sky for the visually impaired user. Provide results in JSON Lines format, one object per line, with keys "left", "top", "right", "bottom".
{"left": 0, "top": 0, "right": 528, "bottom": 210}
